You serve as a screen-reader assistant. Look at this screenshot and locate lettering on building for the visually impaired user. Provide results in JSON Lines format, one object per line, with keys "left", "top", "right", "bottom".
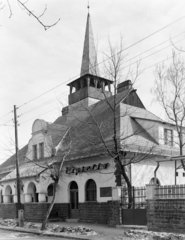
{"left": 65, "top": 163, "right": 109, "bottom": 175}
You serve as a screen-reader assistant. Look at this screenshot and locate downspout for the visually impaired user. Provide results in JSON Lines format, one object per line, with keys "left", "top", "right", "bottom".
{"left": 154, "top": 162, "right": 160, "bottom": 184}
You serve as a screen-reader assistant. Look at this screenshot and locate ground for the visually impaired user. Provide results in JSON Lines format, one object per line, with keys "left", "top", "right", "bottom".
{"left": 0, "top": 229, "right": 69, "bottom": 239}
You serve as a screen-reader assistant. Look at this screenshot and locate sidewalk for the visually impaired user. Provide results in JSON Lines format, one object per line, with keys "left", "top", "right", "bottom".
{"left": 0, "top": 220, "right": 127, "bottom": 240}
{"left": 0, "top": 220, "right": 185, "bottom": 240}
{"left": 49, "top": 221, "right": 127, "bottom": 240}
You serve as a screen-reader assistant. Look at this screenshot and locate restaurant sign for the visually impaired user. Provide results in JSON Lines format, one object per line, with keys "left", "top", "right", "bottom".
{"left": 65, "top": 163, "right": 109, "bottom": 175}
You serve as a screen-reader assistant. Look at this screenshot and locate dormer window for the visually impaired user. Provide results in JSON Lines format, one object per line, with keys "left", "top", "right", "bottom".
{"left": 33, "top": 144, "right": 37, "bottom": 160}
{"left": 164, "top": 129, "right": 173, "bottom": 146}
{"left": 39, "top": 142, "right": 44, "bottom": 159}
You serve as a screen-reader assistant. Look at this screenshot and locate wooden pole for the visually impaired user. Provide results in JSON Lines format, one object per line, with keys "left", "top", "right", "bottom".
{"left": 14, "top": 105, "right": 21, "bottom": 209}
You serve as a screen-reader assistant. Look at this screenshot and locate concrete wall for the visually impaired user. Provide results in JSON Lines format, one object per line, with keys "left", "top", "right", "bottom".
{"left": 54, "top": 157, "right": 116, "bottom": 203}
{"left": 131, "top": 159, "right": 176, "bottom": 186}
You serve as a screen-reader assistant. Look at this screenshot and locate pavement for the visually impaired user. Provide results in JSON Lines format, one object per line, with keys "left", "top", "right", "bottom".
{"left": 0, "top": 220, "right": 142, "bottom": 240}
{"left": 1, "top": 220, "right": 185, "bottom": 240}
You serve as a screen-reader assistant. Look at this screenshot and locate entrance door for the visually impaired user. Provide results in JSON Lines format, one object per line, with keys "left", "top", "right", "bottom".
{"left": 70, "top": 181, "right": 79, "bottom": 218}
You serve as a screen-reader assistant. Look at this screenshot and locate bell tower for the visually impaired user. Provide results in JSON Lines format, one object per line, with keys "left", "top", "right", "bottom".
{"left": 62, "top": 9, "right": 113, "bottom": 116}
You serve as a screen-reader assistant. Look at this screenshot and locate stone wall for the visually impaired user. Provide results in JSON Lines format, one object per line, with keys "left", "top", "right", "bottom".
{"left": 24, "top": 203, "right": 69, "bottom": 222}
{"left": 107, "top": 201, "right": 121, "bottom": 227}
{"left": 0, "top": 203, "right": 18, "bottom": 219}
{"left": 147, "top": 199, "right": 185, "bottom": 233}
{"left": 78, "top": 201, "right": 120, "bottom": 226}
{"left": 0, "top": 201, "right": 120, "bottom": 226}
{"left": 79, "top": 202, "right": 108, "bottom": 224}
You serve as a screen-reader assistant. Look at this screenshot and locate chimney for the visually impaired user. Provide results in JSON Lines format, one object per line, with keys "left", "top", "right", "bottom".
{"left": 62, "top": 106, "right": 69, "bottom": 116}
{"left": 117, "top": 80, "right": 132, "bottom": 93}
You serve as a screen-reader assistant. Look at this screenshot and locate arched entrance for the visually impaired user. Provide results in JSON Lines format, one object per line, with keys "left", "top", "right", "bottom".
{"left": 4, "top": 185, "right": 13, "bottom": 203}
{"left": 70, "top": 181, "right": 78, "bottom": 218}
{"left": 27, "top": 182, "right": 38, "bottom": 202}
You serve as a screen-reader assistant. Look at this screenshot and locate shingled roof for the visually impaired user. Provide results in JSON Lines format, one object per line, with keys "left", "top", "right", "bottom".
{"left": 51, "top": 89, "right": 169, "bottom": 160}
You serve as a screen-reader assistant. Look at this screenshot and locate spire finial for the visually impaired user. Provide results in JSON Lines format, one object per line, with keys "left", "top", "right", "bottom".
{"left": 87, "top": 1, "right": 90, "bottom": 14}
{"left": 80, "top": 3, "right": 99, "bottom": 77}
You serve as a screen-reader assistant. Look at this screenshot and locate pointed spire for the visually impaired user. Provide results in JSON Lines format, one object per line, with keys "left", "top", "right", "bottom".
{"left": 80, "top": 9, "right": 99, "bottom": 76}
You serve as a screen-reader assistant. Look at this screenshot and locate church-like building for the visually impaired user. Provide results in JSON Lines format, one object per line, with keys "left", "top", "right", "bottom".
{"left": 0, "top": 11, "right": 183, "bottom": 224}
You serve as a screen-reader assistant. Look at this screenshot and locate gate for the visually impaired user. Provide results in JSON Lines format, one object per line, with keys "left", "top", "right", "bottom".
{"left": 121, "top": 186, "right": 147, "bottom": 225}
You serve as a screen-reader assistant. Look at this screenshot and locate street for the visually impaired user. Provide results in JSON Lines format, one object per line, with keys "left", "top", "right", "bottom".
{"left": 0, "top": 229, "right": 69, "bottom": 240}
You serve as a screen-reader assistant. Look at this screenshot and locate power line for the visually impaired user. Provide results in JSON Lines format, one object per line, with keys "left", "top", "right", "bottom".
{"left": 15, "top": 33, "right": 185, "bottom": 120}
{"left": 0, "top": 111, "right": 13, "bottom": 122}
{"left": 17, "top": 14, "right": 185, "bottom": 110}
{"left": 1, "top": 16, "right": 185, "bottom": 130}
{"left": 1, "top": 35, "right": 184, "bottom": 129}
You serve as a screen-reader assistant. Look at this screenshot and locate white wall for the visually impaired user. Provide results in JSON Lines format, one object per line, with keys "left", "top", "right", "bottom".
{"left": 54, "top": 157, "right": 116, "bottom": 203}
{"left": 131, "top": 159, "right": 176, "bottom": 186}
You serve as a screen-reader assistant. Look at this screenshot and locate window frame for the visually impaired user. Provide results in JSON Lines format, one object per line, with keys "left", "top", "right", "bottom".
{"left": 33, "top": 144, "right": 37, "bottom": 160}
{"left": 39, "top": 142, "right": 44, "bottom": 159}
{"left": 85, "top": 179, "right": 97, "bottom": 202}
{"left": 164, "top": 128, "right": 173, "bottom": 146}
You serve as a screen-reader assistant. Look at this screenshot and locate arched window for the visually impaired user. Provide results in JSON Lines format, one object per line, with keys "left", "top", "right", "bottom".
{"left": 27, "top": 182, "right": 38, "bottom": 202}
{"left": 86, "top": 179, "right": 96, "bottom": 201}
{"left": 47, "top": 184, "right": 54, "bottom": 197}
{"left": 149, "top": 178, "right": 160, "bottom": 186}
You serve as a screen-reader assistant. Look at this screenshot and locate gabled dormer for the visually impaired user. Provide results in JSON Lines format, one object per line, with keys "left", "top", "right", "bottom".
{"left": 26, "top": 119, "right": 51, "bottom": 161}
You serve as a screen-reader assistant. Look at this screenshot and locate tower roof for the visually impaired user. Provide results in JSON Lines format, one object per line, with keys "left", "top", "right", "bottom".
{"left": 80, "top": 13, "right": 99, "bottom": 76}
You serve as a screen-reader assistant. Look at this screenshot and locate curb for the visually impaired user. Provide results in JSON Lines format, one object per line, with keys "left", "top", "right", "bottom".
{"left": 116, "top": 225, "right": 148, "bottom": 231}
{"left": 0, "top": 225, "right": 92, "bottom": 240}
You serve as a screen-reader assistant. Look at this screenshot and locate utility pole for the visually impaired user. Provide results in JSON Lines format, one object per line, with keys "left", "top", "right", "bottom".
{"left": 14, "top": 105, "right": 21, "bottom": 209}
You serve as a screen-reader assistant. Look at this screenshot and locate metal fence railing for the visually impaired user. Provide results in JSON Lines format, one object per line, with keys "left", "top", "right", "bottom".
{"left": 155, "top": 184, "right": 185, "bottom": 199}
{"left": 121, "top": 186, "right": 146, "bottom": 209}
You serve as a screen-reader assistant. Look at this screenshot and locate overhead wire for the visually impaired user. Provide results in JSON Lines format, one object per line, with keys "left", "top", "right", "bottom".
{"left": 1, "top": 32, "right": 184, "bottom": 128}
{"left": 16, "top": 14, "right": 185, "bottom": 110}
{"left": 16, "top": 33, "right": 185, "bottom": 121}
{"left": 1, "top": 15, "right": 185, "bottom": 142}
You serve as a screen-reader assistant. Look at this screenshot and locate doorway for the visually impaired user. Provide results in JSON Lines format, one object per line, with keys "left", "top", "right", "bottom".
{"left": 70, "top": 181, "right": 79, "bottom": 218}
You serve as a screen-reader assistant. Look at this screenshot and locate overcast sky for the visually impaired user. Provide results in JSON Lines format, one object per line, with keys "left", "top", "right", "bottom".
{"left": 0, "top": 0, "right": 185, "bottom": 163}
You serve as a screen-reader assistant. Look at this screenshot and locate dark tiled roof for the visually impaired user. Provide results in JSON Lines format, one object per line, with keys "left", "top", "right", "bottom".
{"left": 0, "top": 89, "right": 171, "bottom": 172}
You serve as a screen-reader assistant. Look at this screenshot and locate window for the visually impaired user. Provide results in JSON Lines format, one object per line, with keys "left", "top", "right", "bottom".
{"left": 33, "top": 145, "right": 37, "bottom": 160}
{"left": 149, "top": 177, "right": 160, "bottom": 186}
{"left": 86, "top": 179, "right": 97, "bottom": 201}
{"left": 183, "top": 172, "right": 185, "bottom": 177}
{"left": 176, "top": 172, "right": 179, "bottom": 177}
{"left": 164, "top": 129, "right": 173, "bottom": 146}
{"left": 39, "top": 142, "right": 44, "bottom": 159}
{"left": 47, "top": 184, "right": 54, "bottom": 196}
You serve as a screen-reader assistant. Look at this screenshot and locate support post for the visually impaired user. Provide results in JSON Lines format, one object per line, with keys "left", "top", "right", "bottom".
{"left": 14, "top": 105, "right": 21, "bottom": 213}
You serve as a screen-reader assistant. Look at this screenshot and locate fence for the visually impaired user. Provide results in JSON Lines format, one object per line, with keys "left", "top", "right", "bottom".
{"left": 155, "top": 184, "right": 185, "bottom": 199}
{"left": 121, "top": 186, "right": 146, "bottom": 209}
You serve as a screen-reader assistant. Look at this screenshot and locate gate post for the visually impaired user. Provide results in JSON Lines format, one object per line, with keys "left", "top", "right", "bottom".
{"left": 146, "top": 184, "right": 157, "bottom": 199}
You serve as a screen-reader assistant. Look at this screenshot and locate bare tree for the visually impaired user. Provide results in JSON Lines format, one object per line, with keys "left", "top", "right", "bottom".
{"left": 152, "top": 49, "right": 185, "bottom": 169}
{"left": 64, "top": 37, "right": 155, "bottom": 208}
{"left": 40, "top": 127, "right": 71, "bottom": 230}
{"left": 24, "top": 127, "right": 71, "bottom": 230}
{"left": 1, "top": 0, "right": 60, "bottom": 30}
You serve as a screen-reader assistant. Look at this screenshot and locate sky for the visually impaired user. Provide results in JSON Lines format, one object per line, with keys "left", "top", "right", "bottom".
{"left": 0, "top": 0, "right": 185, "bottom": 163}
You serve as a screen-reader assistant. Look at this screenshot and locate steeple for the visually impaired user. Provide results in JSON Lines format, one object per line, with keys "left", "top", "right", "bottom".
{"left": 80, "top": 11, "right": 99, "bottom": 76}
{"left": 61, "top": 8, "right": 113, "bottom": 116}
